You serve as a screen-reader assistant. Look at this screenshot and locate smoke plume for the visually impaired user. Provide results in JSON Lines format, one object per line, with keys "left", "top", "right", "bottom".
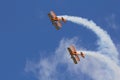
{"left": 25, "top": 16, "right": 120, "bottom": 80}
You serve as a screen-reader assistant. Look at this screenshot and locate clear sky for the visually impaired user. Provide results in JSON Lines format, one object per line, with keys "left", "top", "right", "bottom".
{"left": 0, "top": 0, "right": 120, "bottom": 80}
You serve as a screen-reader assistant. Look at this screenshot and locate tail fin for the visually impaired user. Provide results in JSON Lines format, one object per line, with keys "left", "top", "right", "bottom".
{"left": 81, "top": 52, "right": 85, "bottom": 58}
{"left": 61, "top": 17, "right": 66, "bottom": 23}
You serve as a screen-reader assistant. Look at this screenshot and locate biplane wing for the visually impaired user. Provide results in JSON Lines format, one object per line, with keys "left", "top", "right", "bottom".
{"left": 48, "top": 11, "right": 56, "bottom": 19}
{"left": 69, "top": 45, "right": 76, "bottom": 54}
{"left": 52, "top": 21, "right": 62, "bottom": 30}
{"left": 50, "top": 11, "right": 57, "bottom": 18}
{"left": 71, "top": 55, "right": 78, "bottom": 64}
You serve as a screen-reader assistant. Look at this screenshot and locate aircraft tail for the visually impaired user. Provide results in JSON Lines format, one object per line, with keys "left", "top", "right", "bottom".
{"left": 61, "top": 17, "right": 66, "bottom": 23}
{"left": 80, "top": 52, "right": 85, "bottom": 58}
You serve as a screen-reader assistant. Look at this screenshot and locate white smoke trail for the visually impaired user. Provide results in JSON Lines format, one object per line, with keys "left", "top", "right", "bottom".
{"left": 54, "top": 38, "right": 120, "bottom": 80}
{"left": 59, "top": 15, "right": 119, "bottom": 63}
{"left": 76, "top": 50, "right": 120, "bottom": 80}
{"left": 58, "top": 15, "right": 120, "bottom": 80}
{"left": 25, "top": 16, "right": 120, "bottom": 80}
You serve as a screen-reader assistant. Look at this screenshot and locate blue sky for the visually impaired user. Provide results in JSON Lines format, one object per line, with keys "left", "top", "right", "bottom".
{"left": 0, "top": 0, "right": 120, "bottom": 80}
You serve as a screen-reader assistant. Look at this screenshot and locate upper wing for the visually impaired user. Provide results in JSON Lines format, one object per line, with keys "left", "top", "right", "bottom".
{"left": 70, "top": 45, "right": 76, "bottom": 53}
{"left": 49, "top": 11, "right": 57, "bottom": 18}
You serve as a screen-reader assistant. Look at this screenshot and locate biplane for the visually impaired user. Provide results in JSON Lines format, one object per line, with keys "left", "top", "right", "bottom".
{"left": 67, "top": 45, "right": 85, "bottom": 64}
{"left": 48, "top": 11, "right": 66, "bottom": 30}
